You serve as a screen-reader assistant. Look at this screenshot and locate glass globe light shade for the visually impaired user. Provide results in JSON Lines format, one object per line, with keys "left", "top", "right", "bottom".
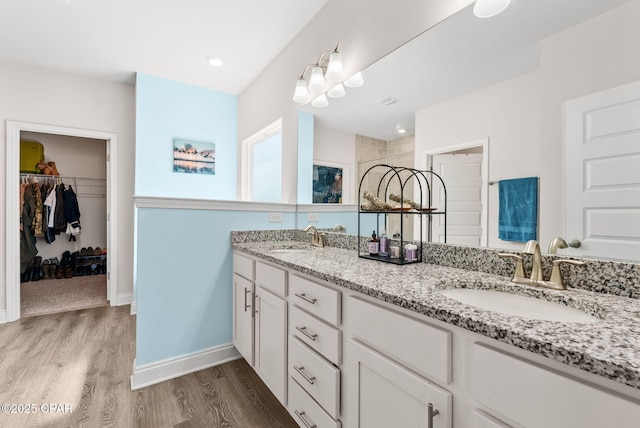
{"left": 311, "top": 94, "right": 329, "bottom": 108}
{"left": 327, "top": 83, "right": 346, "bottom": 98}
{"left": 473, "top": 0, "right": 511, "bottom": 18}
{"left": 326, "top": 52, "right": 344, "bottom": 81}
{"left": 308, "top": 66, "right": 326, "bottom": 92}
{"left": 344, "top": 71, "right": 364, "bottom": 88}
{"left": 292, "top": 78, "right": 310, "bottom": 103}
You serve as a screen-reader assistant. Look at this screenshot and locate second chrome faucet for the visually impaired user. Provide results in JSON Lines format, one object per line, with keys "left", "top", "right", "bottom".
{"left": 499, "top": 240, "right": 585, "bottom": 290}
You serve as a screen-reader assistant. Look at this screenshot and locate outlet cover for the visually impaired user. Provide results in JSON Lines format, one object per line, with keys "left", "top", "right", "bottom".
{"left": 307, "top": 213, "right": 319, "bottom": 222}
{"left": 269, "top": 212, "right": 282, "bottom": 223}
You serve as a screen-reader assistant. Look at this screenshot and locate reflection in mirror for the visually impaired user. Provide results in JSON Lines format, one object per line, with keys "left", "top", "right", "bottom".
{"left": 297, "top": 0, "right": 640, "bottom": 261}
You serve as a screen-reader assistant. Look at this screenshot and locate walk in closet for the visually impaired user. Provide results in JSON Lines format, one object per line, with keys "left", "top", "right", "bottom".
{"left": 19, "top": 131, "right": 108, "bottom": 317}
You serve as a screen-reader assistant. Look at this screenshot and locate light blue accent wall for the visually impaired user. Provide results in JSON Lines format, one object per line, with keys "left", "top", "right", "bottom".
{"left": 135, "top": 73, "right": 238, "bottom": 199}
{"left": 297, "top": 111, "right": 314, "bottom": 204}
{"left": 135, "top": 207, "right": 296, "bottom": 365}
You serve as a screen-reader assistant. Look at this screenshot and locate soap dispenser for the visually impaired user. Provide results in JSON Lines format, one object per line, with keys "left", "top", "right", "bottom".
{"left": 379, "top": 229, "right": 389, "bottom": 257}
{"left": 369, "top": 231, "right": 379, "bottom": 256}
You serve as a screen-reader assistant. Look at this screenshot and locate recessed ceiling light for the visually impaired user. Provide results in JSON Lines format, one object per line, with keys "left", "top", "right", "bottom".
{"left": 397, "top": 128, "right": 406, "bottom": 134}
{"left": 207, "top": 57, "right": 223, "bottom": 67}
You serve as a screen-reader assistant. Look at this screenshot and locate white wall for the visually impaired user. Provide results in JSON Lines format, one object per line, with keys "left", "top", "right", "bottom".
{"left": 238, "top": 0, "right": 466, "bottom": 204}
{"left": 0, "top": 60, "right": 135, "bottom": 312}
{"left": 20, "top": 131, "right": 107, "bottom": 261}
{"left": 415, "top": 0, "right": 640, "bottom": 251}
{"left": 313, "top": 123, "right": 356, "bottom": 203}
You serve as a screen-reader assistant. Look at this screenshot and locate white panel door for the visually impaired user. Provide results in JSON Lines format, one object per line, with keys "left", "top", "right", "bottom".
{"left": 565, "top": 80, "right": 640, "bottom": 261}
{"left": 254, "top": 285, "right": 288, "bottom": 404}
{"left": 430, "top": 153, "right": 484, "bottom": 246}
{"left": 233, "top": 274, "right": 254, "bottom": 365}
{"left": 349, "top": 339, "right": 452, "bottom": 428}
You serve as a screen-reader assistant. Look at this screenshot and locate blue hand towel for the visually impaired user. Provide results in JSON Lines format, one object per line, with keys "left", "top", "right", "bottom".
{"left": 498, "top": 177, "right": 538, "bottom": 242}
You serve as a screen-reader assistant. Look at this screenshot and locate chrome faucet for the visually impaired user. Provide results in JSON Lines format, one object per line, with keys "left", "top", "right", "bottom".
{"left": 305, "top": 225, "right": 326, "bottom": 247}
{"left": 499, "top": 240, "right": 585, "bottom": 290}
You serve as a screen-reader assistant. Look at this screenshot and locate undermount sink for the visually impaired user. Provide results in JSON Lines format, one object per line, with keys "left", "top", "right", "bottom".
{"left": 439, "top": 288, "right": 599, "bottom": 323}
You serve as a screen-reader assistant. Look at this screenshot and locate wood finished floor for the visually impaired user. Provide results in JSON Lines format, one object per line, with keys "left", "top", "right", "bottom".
{"left": 0, "top": 305, "right": 297, "bottom": 428}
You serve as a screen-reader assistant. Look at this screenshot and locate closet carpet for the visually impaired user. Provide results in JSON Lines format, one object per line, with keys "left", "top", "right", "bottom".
{"left": 0, "top": 305, "right": 298, "bottom": 428}
{"left": 20, "top": 275, "right": 108, "bottom": 318}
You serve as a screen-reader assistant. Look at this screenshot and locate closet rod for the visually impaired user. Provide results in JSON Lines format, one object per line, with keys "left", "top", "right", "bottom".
{"left": 19, "top": 173, "right": 105, "bottom": 181}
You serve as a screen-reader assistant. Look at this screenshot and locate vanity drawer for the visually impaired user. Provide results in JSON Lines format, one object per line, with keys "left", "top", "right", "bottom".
{"left": 289, "top": 336, "right": 340, "bottom": 419}
{"left": 290, "top": 305, "right": 341, "bottom": 365}
{"left": 289, "top": 377, "right": 341, "bottom": 428}
{"left": 233, "top": 252, "right": 254, "bottom": 280}
{"left": 348, "top": 296, "right": 452, "bottom": 385}
{"left": 290, "top": 275, "right": 341, "bottom": 326}
{"left": 256, "top": 261, "right": 286, "bottom": 297}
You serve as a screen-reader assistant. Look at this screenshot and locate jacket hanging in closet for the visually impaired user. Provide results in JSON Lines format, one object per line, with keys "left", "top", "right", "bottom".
{"left": 63, "top": 185, "right": 81, "bottom": 239}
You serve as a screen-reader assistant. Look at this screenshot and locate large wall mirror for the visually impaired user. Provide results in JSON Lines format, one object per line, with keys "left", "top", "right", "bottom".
{"left": 297, "top": 0, "right": 640, "bottom": 262}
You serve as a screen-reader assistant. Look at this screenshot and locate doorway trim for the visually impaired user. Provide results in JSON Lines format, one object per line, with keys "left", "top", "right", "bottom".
{"left": 424, "top": 137, "right": 490, "bottom": 247}
{"left": 5, "top": 121, "right": 118, "bottom": 323}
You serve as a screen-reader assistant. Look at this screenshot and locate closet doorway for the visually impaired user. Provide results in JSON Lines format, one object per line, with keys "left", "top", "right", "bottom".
{"left": 5, "top": 121, "right": 119, "bottom": 322}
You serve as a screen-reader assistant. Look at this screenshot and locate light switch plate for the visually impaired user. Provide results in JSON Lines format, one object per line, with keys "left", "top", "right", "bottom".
{"left": 269, "top": 212, "right": 282, "bottom": 223}
{"left": 307, "top": 213, "right": 319, "bottom": 222}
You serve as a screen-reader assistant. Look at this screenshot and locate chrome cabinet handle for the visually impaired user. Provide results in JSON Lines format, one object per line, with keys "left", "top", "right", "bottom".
{"left": 294, "top": 410, "right": 317, "bottom": 428}
{"left": 293, "top": 365, "right": 316, "bottom": 385}
{"left": 428, "top": 403, "right": 440, "bottom": 428}
{"left": 295, "top": 326, "right": 318, "bottom": 341}
{"left": 243, "top": 287, "right": 251, "bottom": 312}
{"left": 294, "top": 292, "right": 317, "bottom": 304}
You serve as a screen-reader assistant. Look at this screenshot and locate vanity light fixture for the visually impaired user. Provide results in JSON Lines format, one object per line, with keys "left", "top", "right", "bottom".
{"left": 293, "top": 42, "right": 362, "bottom": 106}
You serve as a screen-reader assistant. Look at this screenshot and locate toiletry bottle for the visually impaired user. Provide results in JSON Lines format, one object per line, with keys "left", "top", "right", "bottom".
{"left": 379, "top": 229, "right": 389, "bottom": 257}
{"left": 369, "top": 231, "right": 379, "bottom": 256}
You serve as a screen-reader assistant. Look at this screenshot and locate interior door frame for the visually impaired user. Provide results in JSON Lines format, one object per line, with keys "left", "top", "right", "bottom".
{"left": 5, "top": 120, "right": 118, "bottom": 322}
{"left": 424, "top": 137, "right": 489, "bottom": 247}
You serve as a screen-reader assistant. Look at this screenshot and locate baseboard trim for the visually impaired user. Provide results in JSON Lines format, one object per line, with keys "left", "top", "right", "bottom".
{"left": 116, "top": 293, "right": 132, "bottom": 306}
{"left": 0, "top": 310, "right": 6, "bottom": 324}
{"left": 130, "top": 301, "right": 137, "bottom": 315}
{"left": 130, "top": 343, "right": 241, "bottom": 390}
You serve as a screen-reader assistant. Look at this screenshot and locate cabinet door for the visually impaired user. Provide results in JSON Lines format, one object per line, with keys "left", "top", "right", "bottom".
{"left": 349, "top": 339, "right": 452, "bottom": 428}
{"left": 233, "top": 274, "right": 254, "bottom": 365}
{"left": 255, "top": 285, "right": 288, "bottom": 404}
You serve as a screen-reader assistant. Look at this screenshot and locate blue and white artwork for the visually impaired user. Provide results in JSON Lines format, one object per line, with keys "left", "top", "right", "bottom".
{"left": 173, "top": 139, "right": 215, "bottom": 175}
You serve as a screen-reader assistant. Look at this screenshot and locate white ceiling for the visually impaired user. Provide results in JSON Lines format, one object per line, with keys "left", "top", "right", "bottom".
{"left": 305, "top": 0, "right": 633, "bottom": 141}
{"left": 0, "top": 0, "right": 328, "bottom": 94}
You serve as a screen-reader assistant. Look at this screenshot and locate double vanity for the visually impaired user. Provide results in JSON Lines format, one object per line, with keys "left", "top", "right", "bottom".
{"left": 231, "top": 230, "right": 640, "bottom": 428}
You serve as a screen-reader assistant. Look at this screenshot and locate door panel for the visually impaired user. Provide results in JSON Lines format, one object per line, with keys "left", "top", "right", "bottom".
{"left": 565, "top": 80, "right": 640, "bottom": 260}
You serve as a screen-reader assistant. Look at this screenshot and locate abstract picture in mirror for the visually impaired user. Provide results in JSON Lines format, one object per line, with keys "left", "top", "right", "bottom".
{"left": 313, "top": 164, "right": 342, "bottom": 203}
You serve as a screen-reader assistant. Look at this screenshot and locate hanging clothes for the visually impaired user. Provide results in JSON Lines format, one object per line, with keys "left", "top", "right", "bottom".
{"left": 43, "top": 181, "right": 57, "bottom": 244}
{"left": 63, "top": 185, "right": 81, "bottom": 240}
{"left": 20, "top": 183, "right": 38, "bottom": 273}
{"left": 31, "top": 181, "right": 44, "bottom": 237}
{"left": 54, "top": 183, "right": 67, "bottom": 234}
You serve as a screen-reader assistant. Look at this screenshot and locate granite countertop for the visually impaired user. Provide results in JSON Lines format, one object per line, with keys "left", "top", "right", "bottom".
{"left": 233, "top": 240, "right": 640, "bottom": 391}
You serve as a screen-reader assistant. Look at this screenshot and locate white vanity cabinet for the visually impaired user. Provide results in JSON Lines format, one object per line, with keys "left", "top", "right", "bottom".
{"left": 233, "top": 249, "right": 640, "bottom": 428}
{"left": 345, "top": 296, "right": 453, "bottom": 428}
{"left": 232, "top": 252, "right": 288, "bottom": 405}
